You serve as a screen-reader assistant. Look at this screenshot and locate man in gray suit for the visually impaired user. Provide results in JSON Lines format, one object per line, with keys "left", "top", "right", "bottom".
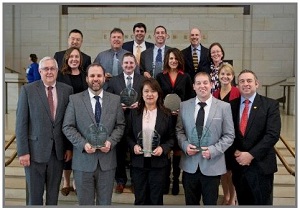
{"left": 16, "top": 56, "right": 73, "bottom": 205}
{"left": 176, "top": 72, "right": 235, "bottom": 205}
{"left": 139, "top": 25, "right": 171, "bottom": 78}
{"left": 62, "top": 63, "right": 125, "bottom": 205}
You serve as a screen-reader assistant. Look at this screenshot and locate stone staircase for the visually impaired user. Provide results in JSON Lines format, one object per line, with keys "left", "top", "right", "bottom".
{"left": 4, "top": 135, "right": 296, "bottom": 207}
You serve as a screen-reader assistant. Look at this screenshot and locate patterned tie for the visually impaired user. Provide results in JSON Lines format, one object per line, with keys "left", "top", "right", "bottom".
{"left": 136, "top": 45, "right": 141, "bottom": 64}
{"left": 47, "top": 86, "right": 55, "bottom": 120}
{"left": 240, "top": 99, "right": 250, "bottom": 136}
{"left": 127, "top": 75, "right": 132, "bottom": 89}
{"left": 94, "top": 96, "right": 102, "bottom": 125}
{"left": 156, "top": 48, "right": 162, "bottom": 63}
{"left": 112, "top": 52, "right": 119, "bottom": 76}
{"left": 196, "top": 102, "right": 206, "bottom": 138}
{"left": 193, "top": 48, "right": 198, "bottom": 71}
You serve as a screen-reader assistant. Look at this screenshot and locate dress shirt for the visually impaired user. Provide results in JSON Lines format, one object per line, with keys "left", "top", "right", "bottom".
{"left": 153, "top": 45, "right": 166, "bottom": 63}
{"left": 133, "top": 41, "right": 146, "bottom": 57}
{"left": 142, "top": 108, "right": 157, "bottom": 157}
{"left": 44, "top": 82, "right": 58, "bottom": 119}
{"left": 194, "top": 95, "right": 213, "bottom": 127}
{"left": 88, "top": 88, "right": 103, "bottom": 115}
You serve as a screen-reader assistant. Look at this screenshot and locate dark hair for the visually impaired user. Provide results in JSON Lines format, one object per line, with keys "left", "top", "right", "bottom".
{"left": 86, "top": 63, "right": 106, "bottom": 76}
{"left": 137, "top": 78, "right": 171, "bottom": 115}
{"left": 110, "top": 28, "right": 124, "bottom": 36}
{"left": 194, "top": 72, "right": 212, "bottom": 83}
{"left": 30, "top": 54, "right": 38, "bottom": 63}
{"left": 238, "top": 69, "right": 258, "bottom": 81}
{"left": 208, "top": 42, "right": 225, "bottom": 63}
{"left": 133, "top": 23, "right": 147, "bottom": 33}
{"left": 61, "top": 47, "right": 83, "bottom": 75}
{"left": 154, "top": 25, "right": 167, "bottom": 34}
{"left": 163, "top": 48, "right": 185, "bottom": 72}
{"left": 122, "top": 52, "right": 137, "bottom": 64}
{"left": 69, "top": 29, "right": 83, "bottom": 38}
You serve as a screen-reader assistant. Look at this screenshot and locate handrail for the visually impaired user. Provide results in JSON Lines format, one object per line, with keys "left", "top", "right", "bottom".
{"left": 5, "top": 66, "right": 22, "bottom": 75}
{"left": 5, "top": 135, "right": 17, "bottom": 167}
{"left": 262, "top": 79, "right": 287, "bottom": 97}
{"left": 274, "top": 136, "right": 295, "bottom": 176}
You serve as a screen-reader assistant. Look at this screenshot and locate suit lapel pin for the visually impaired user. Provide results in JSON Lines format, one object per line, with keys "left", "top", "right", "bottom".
{"left": 254, "top": 106, "right": 257, "bottom": 109}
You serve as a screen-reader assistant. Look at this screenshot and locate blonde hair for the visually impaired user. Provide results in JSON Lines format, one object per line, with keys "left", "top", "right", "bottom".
{"left": 218, "top": 63, "right": 235, "bottom": 76}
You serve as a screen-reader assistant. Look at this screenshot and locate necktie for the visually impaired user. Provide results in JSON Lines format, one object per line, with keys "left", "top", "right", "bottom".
{"left": 47, "top": 86, "right": 55, "bottom": 120}
{"left": 193, "top": 48, "right": 198, "bottom": 71}
{"left": 127, "top": 75, "right": 132, "bottom": 89}
{"left": 240, "top": 99, "right": 250, "bottom": 136}
{"left": 94, "top": 96, "right": 102, "bottom": 125}
{"left": 112, "top": 52, "right": 119, "bottom": 76}
{"left": 156, "top": 48, "right": 162, "bottom": 63}
{"left": 136, "top": 45, "right": 141, "bottom": 64}
{"left": 196, "top": 102, "right": 206, "bottom": 138}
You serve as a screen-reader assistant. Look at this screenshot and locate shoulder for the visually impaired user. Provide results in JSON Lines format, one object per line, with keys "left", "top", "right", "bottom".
{"left": 81, "top": 51, "right": 91, "bottom": 59}
{"left": 57, "top": 81, "right": 73, "bottom": 91}
{"left": 145, "top": 41, "right": 154, "bottom": 48}
{"left": 200, "top": 44, "right": 209, "bottom": 51}
{"left": 54, "top": 50, "right": 66, "bottom": 57}
{"left": 181, "top": 46, "right": 190, "bottom": 53}
{"left": 123, "top": 41, "right": 133, "bottom": 46}
{"left": 103, "top": 91, "right": 120, "bottom": 100}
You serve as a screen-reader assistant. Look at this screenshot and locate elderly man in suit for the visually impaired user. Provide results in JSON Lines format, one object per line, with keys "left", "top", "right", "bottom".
{"left": 62, "top": 63, "right": 125, "bottom": 205}
{"left": 139, "top": 25, "right": 172, "bottom": 78}
{"left": 122, "top": 22, "right": 154, "bottom": 65}
{"left": 176, "top": 72, "right": 235, "bottom": 205}
{"left": 106, "top": 52, "right": 145, "bottom": 194}
{"left": 230, "top": 70, "right": 281, "bottom": 205}
{"left": 54, "top": 29, "right": 91, "bottom": 74}
{"left": 181, "top": 28, "right": 210, "bottom": 80}
{"left": 16, "top": 56, "right": 73, "bottom": 205}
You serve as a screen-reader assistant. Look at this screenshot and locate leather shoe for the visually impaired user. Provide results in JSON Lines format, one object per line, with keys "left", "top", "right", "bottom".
{"left": 172, "top": 182, "right": 179, "bottom": 195}
{"left": 115, "top": 184, "right": 125, "bottom": 194}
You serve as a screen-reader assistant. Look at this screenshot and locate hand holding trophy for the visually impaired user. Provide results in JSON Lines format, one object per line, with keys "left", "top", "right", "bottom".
{"left": 86, "top": 123, "right": 108, "bottom": 149}
{"left": 120, "top": 88, "right": 138, "bottom": 108}
{"left": 137, "top": 129, "right": 161, "bottom": 154}
{"left": 189, "top": 126, "right": 211, "bottom": 152}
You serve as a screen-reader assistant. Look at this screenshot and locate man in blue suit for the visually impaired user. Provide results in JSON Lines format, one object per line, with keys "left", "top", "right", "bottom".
{"left": 176, "top": 72, "right": 235, "bottom": 205}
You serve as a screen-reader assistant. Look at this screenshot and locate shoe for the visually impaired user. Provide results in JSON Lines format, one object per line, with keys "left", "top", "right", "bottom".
{"left": 115, "top": 184, "right": 125, "bottom": 194}
{"left": 61, "top": 187, "right": 71, "bottom": 196}
{"left": 172, "top": 181, "right": 179, "bottom": 195}
{"left": 130, "top": 185, "right": 135, "bottom": 194}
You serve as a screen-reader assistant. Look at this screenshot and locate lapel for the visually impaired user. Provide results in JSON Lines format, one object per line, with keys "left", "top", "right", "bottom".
{"left": 82, "top": 90, "right": 96, "bottom": 125}
{"left": 187, "top": 98, "right": 196, "bottom": 129}
{"left": 136, "top": 110, "right": 143, "bottom": 135}
{"left": 117, "top": 74, "right": 126, "bottom": 91}
{"left": 174, "top": 72, "right": 184, "bottom": 89}
{"left": 101, "top": 91, "right": 111, "bottom": 124}
{"left": 205, "top": 97, "right": 218, "bottom": 130}
{"left": 36, "top": 80, "right": 54, "bottom": 122}
{"left": 244, "top": 95, "right": 261, "bottom": 136}
{"left": 54, "top": 82, "right": 64, "bottom": 123}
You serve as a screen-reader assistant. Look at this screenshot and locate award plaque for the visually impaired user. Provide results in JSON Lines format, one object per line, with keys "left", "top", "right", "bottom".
{"left": 137, "top": 129, "right": 161, "bottom": 153}
{"left": 164, "top": 94, "right": 181, "bottom": 112}
{"left": 189, "top": 126, "right": 211, "bottom": 151}
{"left": 120, "top": 88, "right": 138, "bottom": 107}
{"left": 86, "top": 123, "right": 108, "bottom": 149}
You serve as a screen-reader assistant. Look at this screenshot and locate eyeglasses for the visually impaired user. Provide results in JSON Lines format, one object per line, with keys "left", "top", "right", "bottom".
{"left": 41, "top": 67, "right": 57, "bottom": 72}
{"left": 211, "top": 51, "right": 222, "bottom": 55}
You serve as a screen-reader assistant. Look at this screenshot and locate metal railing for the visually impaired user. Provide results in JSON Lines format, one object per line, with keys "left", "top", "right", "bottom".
{"left": 5, "top": 66, "right": 22, "bottom": 75}
{"left": 262, "top": 79, "right": 287, "bottom": 97}
{"left": 5, "top": 135, "right": 17, "bottom": 167}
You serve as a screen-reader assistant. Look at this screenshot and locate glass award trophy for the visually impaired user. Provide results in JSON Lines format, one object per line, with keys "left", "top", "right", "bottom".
{"left": 120, "top": 88, "right": 138, "bottom": 107}
{"left": 137, "top": 129, "right": 161, "bottom": 153}
{"left": 189, "top": 126, "right": 211, "bottom": 151}
{"left": 164, "top": 94, "right": 181, "bottom": 112}
{"left": 86, "top": 123, "right": 108, "bottom": 149}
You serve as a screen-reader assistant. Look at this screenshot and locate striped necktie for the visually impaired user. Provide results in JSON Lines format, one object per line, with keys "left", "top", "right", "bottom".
{"left": 193, "top": 48, "right": 198, "bottom": 71}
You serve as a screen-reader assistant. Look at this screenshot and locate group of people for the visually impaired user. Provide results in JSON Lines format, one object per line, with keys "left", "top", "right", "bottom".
{"left": 15, "top": 23, "right": 281, "bottom": 206}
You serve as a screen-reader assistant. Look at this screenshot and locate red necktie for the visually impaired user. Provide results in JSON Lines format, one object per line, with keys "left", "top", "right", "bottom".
{"left": 47, "top": 86, "right": 55, "bottom": 120}
{"left": 240, "top": 99, "right": 250, "bottom": 136}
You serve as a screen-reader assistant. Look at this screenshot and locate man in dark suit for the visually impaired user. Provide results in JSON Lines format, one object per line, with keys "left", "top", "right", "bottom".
{"left": 54, "top": 29, "right": 91, "bottom": 74}
{"left": 62, "top": 63, "right": 125, "bottom": 205}
{"left": 16, "top": 56, "right": 73, "bottom": 205}
{"left": 140, "top": 25, "right": 171, "bottom": 78}
{"left": 181, "top": 28, "right": 210, "bottom": 80}
{"left": 230, "top": 69, "right": 281, "bottom": 205}
{"left": 107, "top": 52, "right": 145, "bottom": 194}
{"left": 122, "top": 22, "right": 154, "bottom": 65}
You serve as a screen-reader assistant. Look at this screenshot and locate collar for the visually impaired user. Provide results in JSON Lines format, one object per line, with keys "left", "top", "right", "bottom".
{"left": 88, "top": 88, "right": 104, "bottom": 100}
{"left": 241, "top": 93, "right": 256, "bottom": 104}
{"left": 195, "top": 94, "right": 212, "bottom": 107}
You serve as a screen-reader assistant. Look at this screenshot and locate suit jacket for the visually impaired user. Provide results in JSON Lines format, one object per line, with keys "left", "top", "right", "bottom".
{"left": 126, "top": 108, "right": 175, "bottom": 168}
{"left": 139, "top": 45, "right": 172, "bottom": 76}
{"left": 230, "top": 94, "right": 281, "bottom": 175}
{"left": 16, "top": 80, "right": 73, "bottom": 162}
{"left": 176, "top": 96, "right": 235, "bottom": 176}
{"left": 181, "top": 44, "right": 210, "bottom": 80}
{"left": 155, "top": 71, "right": 195, "bottom": 101}
{"left": 122, "top": 40, "right": 154, "bottom": 53}
{"left": 62, "top": 90, "right": 125, "bottom": 172}
{"left": 54, "top": 50, "right": 92, "bottom": 74}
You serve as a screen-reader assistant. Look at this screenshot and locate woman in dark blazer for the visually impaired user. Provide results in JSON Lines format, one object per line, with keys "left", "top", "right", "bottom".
{"left": 155, "top": 48, "right": 194, "bottom": 195}
{"left": 126, "top": 78, "right": 175, "bottom": 205}
{"left": 56, "top": 47, "right": 88, "bottom": 196}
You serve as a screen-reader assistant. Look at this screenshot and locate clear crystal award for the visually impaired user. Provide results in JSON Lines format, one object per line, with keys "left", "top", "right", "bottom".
{"left": 137, "top": 129, "right": 161, "bottom": 153}
{"left": 120, "top": 88, "right": 138, "bottom": 107}
{"left": 85, "top": 123, "right": 108, "bottom": 149}
{"left": 189, "top": 126, "right": 211, "bottom": 151}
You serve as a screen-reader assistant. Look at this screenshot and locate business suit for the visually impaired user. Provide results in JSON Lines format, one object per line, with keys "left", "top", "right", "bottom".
{"left": 176, "top": 96, "right": 235, "bottom": 205}
{"left": 16, "top": 80, "right": 73, "bottom": 205}
{"left": 54, "top": 50, "right": 91, "bottom": 73}
{"left": 230, "top": 94, "right": 281, "bottom": 205}
{"left": 122, "top": 40, "right": 154, "bottom": 53}
{"left": 139, "top": 45, "right": 171, "bottom": 77}
{"left": 62, "top": 89, "right": 125, "bottom": 205}
{"left": 126, "top": 108, "right": 175, "bottom": 204}
{"left": 181, "top": 44, "right": 210, "bottom": 80}
{"left": 106, "top": 73, "right": 145, "bottom": 187}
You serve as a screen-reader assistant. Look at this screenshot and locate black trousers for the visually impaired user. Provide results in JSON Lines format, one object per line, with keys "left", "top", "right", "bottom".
{"left": 115, "top": 137, "right": 128, "bottom": 185}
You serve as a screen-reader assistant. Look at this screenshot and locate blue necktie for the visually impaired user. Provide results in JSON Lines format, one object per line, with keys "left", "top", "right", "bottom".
{"left": 94, "top": 96, "right": 101, "bottom": 125}
{"left": 156, "top": 48, "right": 162, "bottom": 63}
{"left": 127, "top": 76, "right": 132, "bottom": 89}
